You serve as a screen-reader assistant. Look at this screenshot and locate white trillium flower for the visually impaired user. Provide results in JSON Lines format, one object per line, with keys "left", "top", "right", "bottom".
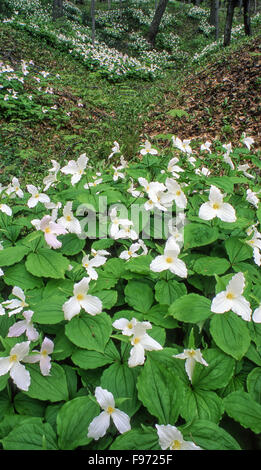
{"left": 138, "top": 177, "right": 166, "bottom": 200}
{"left": 245, "top": 228, "right": 261, "bottom": 266}
{"left": 237, "top": 164, "right": 255, "bottom": 179}
{"left": 109, "top": 208, "right": 133, "bottom": 239}
{"left": 211, "top": 272, "right": 252, "bottom": 321}
{"left": 87, "top": 387, "right": 131, "bottom": 440}
{"left": 173, "top": 348, "right": 208, "bottom": 382}
{"left": 172, "top": 136, "right": 192, "bottom": 155}
{"left": 8, "top": 310, "right": 39, "bottom": 341}
{"left": 200, "top": 141, "right": 212, "bottom": 153}
{"left": 199, "top": 185, "right": 236, "bottom": 222}
{"left": 23, "top": 337, "right": 54, "bottom": 376}
{"left": 156, "top": 424, "right": 202, "bottom": 451}
{"left": 0, "top": 203, "right": 12, "bottom": 216}
{"left": 26, "top": 184, "right": 50, "bottom": 208}
{"left": 112, "top": 166, "right": 125, "bottom": 181}
{"left": 242, "top": 133, "right": 254, "bottom": 150}
{"left": 246, "top": 189, "right": 260, "bottom": 209}
{"left": 115, "top": 224, "right": 139, "bottom": 240}
{"left": 112, "top": 317, "right": 138, "bottom": 336}
{"left": 43, "top": 160, "right": 60, "bottom": 191}
{"left": 128, "top": 321, "right": 163, "bottom": 367}
{"left": 150, "top": 237, "right": 187, "bottom": 278}
{"left": 63, "top": 277, "right": 102, "bottom": 321}
{"left": 119, "top": 241, "right": 145, "bottom": 260}
{"left": 82, "top": 254, "right": 107, "bottom": 280}
{"left": 108, "top": 141, "right": 120, "bottom": 159}
{"left": 2, "top": 286, "right": 29, "bottom": 316}
{"left": 140, "top": 140, "right": 158, "bottom": 155}
{"left": 32, "top": 215, "right": 68, "bottom": 249}
{"left": 0, "top": 341, "right": 31, "bottom": 391}
{"left": 165, "top": 178, "right": 187, "bottom": 209}
{"left": 167, "top": 157, "right": 184, "bottom": 178}
{"left": 61, "top": 153, "right": 88, "bottom": 185}
{"left": 58, "top": 201, "right": 82, "bottom": 235}
{"left": 6, "top": 177, "right": 24, "bottom": 199}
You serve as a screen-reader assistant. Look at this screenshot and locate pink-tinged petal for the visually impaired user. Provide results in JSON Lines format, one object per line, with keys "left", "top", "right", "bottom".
{"left": 0, "top": 357, "right": 12, "bottom": 376}
{"left": 44, "top": 233, "right": 62, "bottom": 249}
{"left": 10, "top": 362, "right": 30, "bottom": 391}
{"left": 87, "top": 411, "right": 110, "bottom": 440}
{"left": 81, "top": 295, "right": 102, "bottom": 316}
{"left": 199, "top": 202, "right": 216, "bottom": 220}
{"left": 7, "top": 320, "right": 27, "bottom": 338}
{"left": 25, "top": 324, "right": 39, "bottom": 341}
{"left": 95, "top": 387, "right": 114, "bottom": 409}
{"left": 23, "top": 353, "right": 41, "bottom": 364}
{"left": 12, "top": 286, "right": 25, "bottom": 301}
{"left": 49, "top": 221, "right": 67, "bottom": 236}
{"left": 41, "top": 337, "right": 54, "bottom": 354}
{"left": 217, "top": 203, "right": 236, "bottom": 223}
{"left": 211, "top": 291, "right": 231, "bottom": 314}
{"left": 111, "top": 409, "right": 131, "bottom": 434}
{"left": 63, "top": 296, "right": 81, "bottom": 321}
{"left": 40, "top": 355, "right": 51, "bottom": 376}
{"left": 128, "top": 343, "right": 145, "bottom": 367}
{"left": 10, "top": 341, "right": 30, "bottom": 360}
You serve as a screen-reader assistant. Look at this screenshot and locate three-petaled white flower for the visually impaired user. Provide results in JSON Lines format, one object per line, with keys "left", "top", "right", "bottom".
{"left": 0, "top": 341, "right": 31, "bottom": 391}
{"left": 8, "top": 310, "right": 39, "bottom": 341}
{"left": 24, "top": 337, "right": 54, "bottom": 376}
{"left": 211, "top": 272, "right": 251, "bottom": 321}
{"left": 31, "top": 215, "right": 68, "bottom": 249}
{"left": 165, "top": 178, "right": 187, "bottom": 209}
{"left": 242, "top": 133, "right": 254, "bottom": 151}
{"left": 173, "top": 348, "right": 208, "bottom": 382}
{"left": 87, "top": 387, "right": 131, "bottom": 440}
{"left": 2, "top": 286, "right": 28, "bottom": 316}
{"left": 150, "top": 237, "right": 187, "bottom": 278}
{"left": 109, "top": 207, "right": 134, "bottom": 239}
{"left": 172, "top": 136, "right": 192, "bottom": 155}
{"left": 82, "top": 253, "right": 107, "bottom": 280}
{"left": 140, "top": 140, "right": 158, "bottom": 155}
{"left": 199, "top": 185, "right": 236, "bottom": 223}
{"left": 58, "top": 201, "right": 82, "bottom": 235}
{"left": 61, "top": 153, "right": 88, "bottom": 185}
{"left": 200, "top": 141, "right": 212, "bottom": 153}
{"left": 112, "top": 317, "right": 138, "bottom": 336}
{"left": 128, "top": 321, "right": 163, "bottom": 367}
{"left": 156, "top": 424, "right": 202, "bottom": 450}
{"left": 167, "top": 157, "right": 184, "bottom": 178}
{"left": 63, "top": 277, "right": 102, "bottom": 321}
{"left": 0, "top": 202, "right": 12, "bottom": 216}
{"left": 246, "top": 189, "right": 260, "bottom": 209}
{"left": 26, "top": 185, "right": 50, "bottom": 208}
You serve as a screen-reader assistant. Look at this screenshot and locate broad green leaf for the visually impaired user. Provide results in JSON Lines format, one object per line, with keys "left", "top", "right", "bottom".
{"left": 182, "top": 419, "right": 241, "bottom": 450}
{"left": 143, "top": 304, "right": 178, "bottom": 329}
{"left": 184, "top": 223, "right": 219, "bottom": 250}
{"left": 101, "top": 362, "right": 140, "bottom": 416}
{"left": 32, "top": 296, "right": 66, "bottom": 324}
{"left": 224, "top": 391, "right": 261, "bottom": 434}
{"left": 207, "top": 176, "right": 235, "bottom": 193}
{"left": 168, "top": 293, "right": 212, "bottom": 323}
{"left": 13, "top": 393, "right": 45, "bottom": 417}
{"left": 210, "top": 312, "right": 251, "bottom": 360}
{"left": 155, "top": 279, "right": 187, "bottom": 305}
{"left": 89, "top": 289, "right": 117, "bottom": 310}
{"left": 192, "top": 348, "right": 235, "bottom": 390}
{"left": 25, "top": 363, "right": 68, "bottom": 402}
{"left": 193, "top": 256, "right": 230, "bottom": 276}
{"left": 0, "top": 390, "right": 13, "bottom": 420}
{"left": 110, "top": 427, "right": 160, "bottom": 450}
{"left": 137, "top": 355, "right": 184, "bottom": 424}
{"left": 180, "top": 388, "right": 223, "bottom": 423}
{"left": 225, "top": 237, "right": 252, "bottom": 264}
{"left": 71, "top": 340, "right": 120, "bottom": 370}
{"left": 0, "top": 245, "right": 30, "bottom": 267}
{"left": 26, "top": 249, "right": 69, "bottom": 279}
{"left": 124, "top": 280, "right": 154, "bottom": 313}
{"left": 247, "top": 368, "right": 261, "bottom": 404}
{"left": 124, "top": 255, "right": 153, "bottom": 275}
{"left": 65, "top": 312, "right": 112, "bottom": 352}
{"left": 3, "top": 262, "right": 44, "bottom": 290}
{"left": 57, "top": 396, "right": 100, "bottom": 450}
{"left": 59, "top": 233, "right": 86, "bottom": 256}
{"left": 2, "top": 422, "right": 58, "bottom": 450}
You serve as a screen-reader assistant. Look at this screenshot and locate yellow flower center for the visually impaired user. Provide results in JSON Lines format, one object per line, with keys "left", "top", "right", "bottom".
{"left": 171, "top": 440, "right": 181, "bottom": 450}
{"left": 77, "top": 293, "right": 84, "bottom": 301}
{"left": 176, "top": 190, "right": 181, "bottom": 196}
{"left": 188, "top": 350, "right": 196, "bottom": 358}
{"left": 35, "top": 193, "right": 39, "bottom": 198}
{"left": 128, "top": 251, "right": 132, "bottom": 256}
{"left": 128, "top": 323, "right": 133, "bottom": 329}
{"left": 66, "top": 215, "right": 72, "bottom": 221}
{"left": 107, "top": 406, "right": 115, "bottom": 414}
{"left": 133, "top": 337, "right": 140, "bottom": 345}
{"left": 212, "top": 203, "right": 220, "bottom": 210}
{"left": 44, "top": 227, "right": 51, "bottom": 234}
{"left": 10, "top": 354, "right": 17, "bottom": 363}
{"left": 84, "top": 263, "right": 89, "bottom": 268}
{"left": 166, "top": 257, "right": 173, "bottom": 263}
{"left": 41, "top": 349, "right": 48, "bottom": 357}
{"left": 226, "top": 292, "right": 235, "bottom": 300}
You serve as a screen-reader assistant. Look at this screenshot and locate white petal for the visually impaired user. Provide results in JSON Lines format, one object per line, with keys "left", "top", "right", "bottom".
{"left": 199, "top": 202, "right": 216, "bottom": 220}
{"left": 217, "top": 203, "right": 236, "bottom": 223}
{"left": 40, "top": 356, "right": 52, "bottom": 376}
{"left": 87, "top": 411, "right": 110, "bottom": 440}
{"left": 211, "top": 291, "right": 231, "bottom": 314}
{"left": 95, "top": 387, "right": 115, "bottom": 409}
{"left": 128, "top": 343, "right": 145, "bottom": 367}
{"left": 7, "top": 320, "right": 27, "bottom": 338}
{"left": 12, "top": 286, "right": 25, "bottom": 301}
{"left": 140, "top": 333, "right": 163, "bottom": 352}
{"left": 73, "top": 277, "right": 90, "bottom": 296}
{"left": 63, "top": 296, "right": 81, "bottom": 321}
{"left": 81, "top": 295, "right": 102, "bottom": 316}
{"left": 156, "top": 424, "right": 183, "bottom": 450}
{"left": 0, "top": 357, "right": 12, "bottom": 376}
{"left": 10, "top": 341, "right": 30, "bottom": 360}
{"left": 169, "top": 258, "right": 188, "bottom": 278}
{"left": 253, "top": 306, "right": 261, "bottom": 323}
{"left": 111, "top": 409, "right": 131, "bottom": 434}
{"left": 231, "top": 296, "right": 252, "bottom": 321}
{"left": 10, "top": 362, "right": 30, "bottom": 391}
{"left": 150, "top": 255, "right": 169, "bottom": 272}
{"left": 227, "top": 272, "right": 245, "bottom": 296}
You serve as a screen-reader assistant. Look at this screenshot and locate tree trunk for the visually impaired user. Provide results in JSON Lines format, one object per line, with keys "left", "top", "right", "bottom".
{"left": 209, "top": 0, "right": 219, "bottom": 40}
{"left": 91, "top": 0, "right": 96, "bottom": 46}
{"left": 52, "top": 0, "right": 63, "bottom": 20}
{"left": 243, "top": 0, "right": 251, "bottom": 35}
{"left": 223, "top": 0, "right": 237, "bottom": 46}
{"left": 147, "top": 0, "right": 169, "bottom": 45}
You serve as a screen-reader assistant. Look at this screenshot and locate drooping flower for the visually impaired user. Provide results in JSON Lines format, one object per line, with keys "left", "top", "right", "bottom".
{"left": 237, "top": 164, "right": 255, "bottom": 179}
{"left": 31, "top": 215, "right": 68, "bottom": 249}
{"left": 156, "top": 424, "right": 202, "bottom": 450}
{"left": 63, "top": 277, "right": 102, "bottom": 321}
{"left": 199, "top": 185, "right": 236, "bottom": 223}
{"left": 23, "top": 337, "right": 54, "bottom": 376}
{"left": 140, "top": 140, "right": 158, "bottom": 155}
{"left": 57, "top": 201, "right": 82, "bottom": 235}
{"left": 150, "top": 237, "right": 187, "bottom": 278}
{"left": 7, "top": 310, "right": 39, "bottom": 341}
{"left": 245, "top": 227, "right": 261, "bottom": 266}
{"left": 242, "top": 133, "right": 254, "bottom": 151}
{"left": 2, "top": 286, "right": 29, "bottom": 316}
{"left": 87, "top": 387, "right": 131, "bottom": 440}
{"left": 26, "top": 184, "right": 50, "bottom": 208}
{"left": 173, "top": 348, "right": 208, "bottom": 382}
{"left": 108, "top": 141, "right": 120, "bottom": 159}
{"left": 200, "top": 141, "right": 212, "bottom": 153}
{"left": 82, "top": 253, "right": 107, "bottom": 280}
{"left": 167, "top": 157, "right": 184, "bottom": 179}
{"left": 0, "top": 341, "right": 31, "bottom": 391}
{"left": 0, "top": 202, "right": 12, "bottom": 216}
{"left": 61, "top": 153, "right": 88, "bottom": 186}
{"left": 43, "top": 160, "right": 60, "bottom": 191}
{"left": 246, "top": 189, "right": 260, "bottom": 209}
{"left": 211, "top": 272, "right": 252, "bottom": 321}
{"left": 119, "top": 241, "right": 146, "bottom": 260}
